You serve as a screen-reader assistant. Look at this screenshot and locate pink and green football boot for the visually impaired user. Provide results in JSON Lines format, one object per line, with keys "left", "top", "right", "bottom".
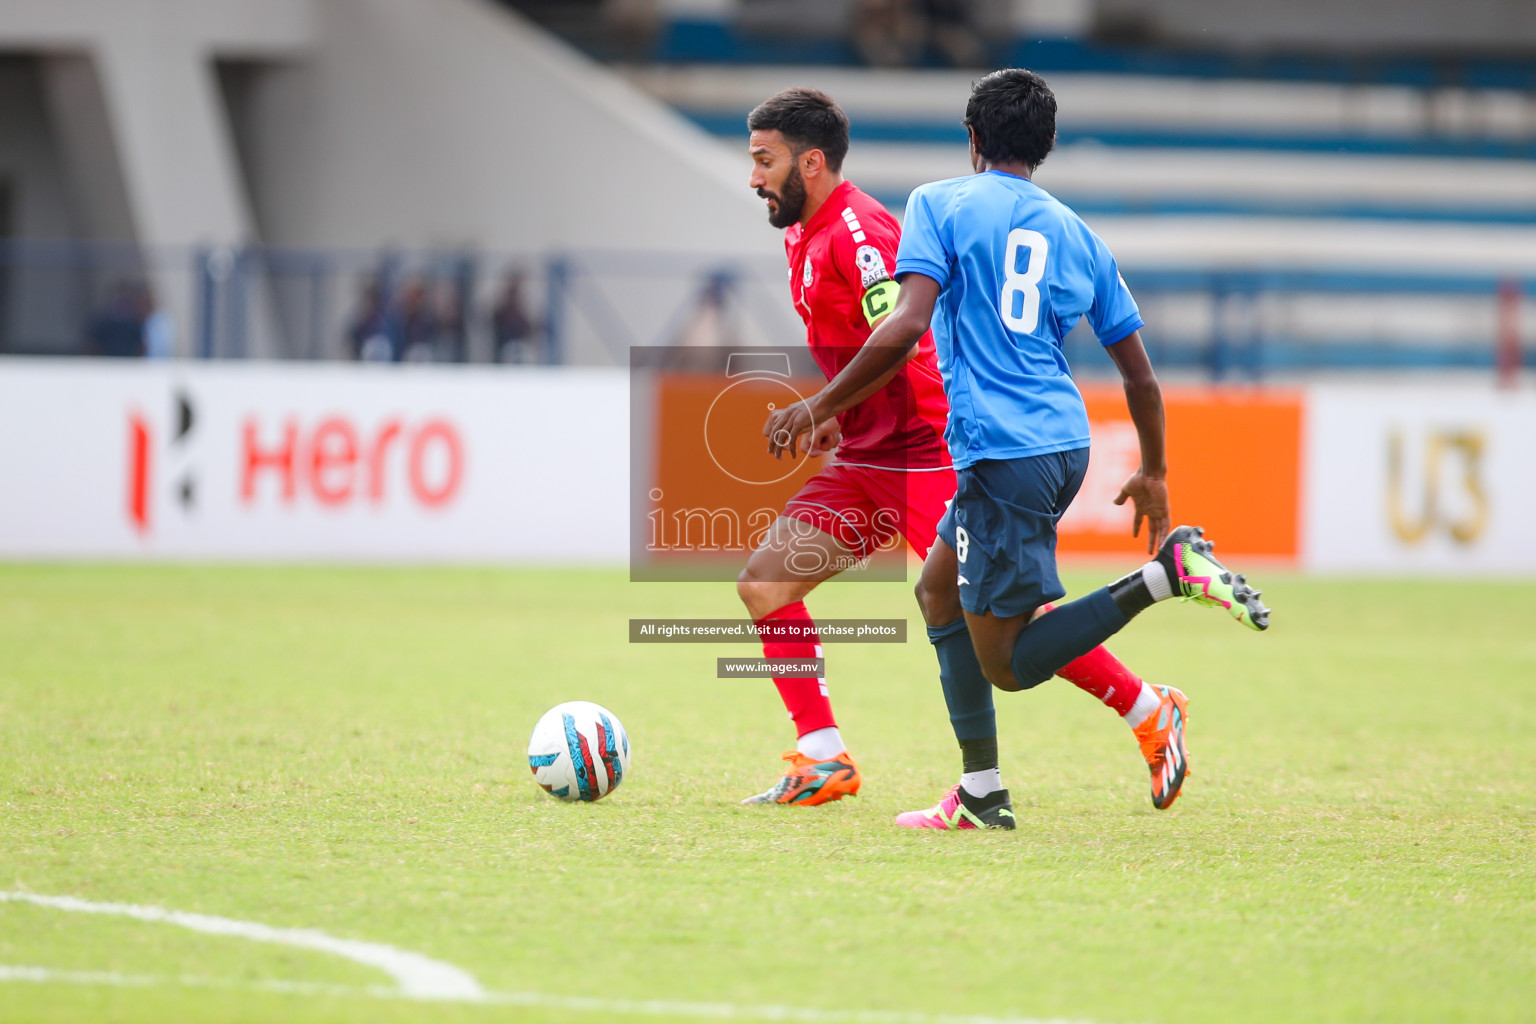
{"left": 895, "top": 785, "right": 1016, "bottom": 830}
{"left": 1158, "top": 525, "right": 1270, "bottom": 631}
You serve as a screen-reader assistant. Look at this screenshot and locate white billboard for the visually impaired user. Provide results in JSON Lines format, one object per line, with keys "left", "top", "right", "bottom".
{"left": 1303, "top": 385, "right": 1536, "bottom": 573}
{"left": 0, "top": 359, "right": 628, "bottom": 561}
{"left": 4, "top": 362, "right": 1535, "bottom": 574}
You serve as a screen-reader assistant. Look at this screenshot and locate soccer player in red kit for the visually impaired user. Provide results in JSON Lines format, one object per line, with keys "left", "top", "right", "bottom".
{"left": 738, "top": 88, "right": 1189, "bottom": 822}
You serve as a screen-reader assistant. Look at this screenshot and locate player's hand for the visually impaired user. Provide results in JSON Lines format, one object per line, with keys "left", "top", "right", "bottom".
{"left": 803, "top": 418, "right": 841, "bottom": 457}
{"left": 1113, "top": 470, "right": 1170, "bottom": 554}
{"left": 763, "top": 398, "right": 819, "bottom": 459}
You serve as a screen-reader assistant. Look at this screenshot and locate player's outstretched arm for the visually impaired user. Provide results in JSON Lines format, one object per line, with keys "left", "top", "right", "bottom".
{"left": 763, "top": 273, "right": 941, "bottom": 458}
{"left": 1106, "top": 330, "right": 1171, "bottom": 553}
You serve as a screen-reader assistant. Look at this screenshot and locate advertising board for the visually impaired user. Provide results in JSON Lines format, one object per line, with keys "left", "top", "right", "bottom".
{"left": 0, "top": 360, "right": 629, "bottom": 561}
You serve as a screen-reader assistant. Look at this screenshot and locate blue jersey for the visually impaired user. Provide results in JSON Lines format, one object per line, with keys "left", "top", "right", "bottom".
{"left": 895, "top": 170, "right": 1143, "bottom": 470}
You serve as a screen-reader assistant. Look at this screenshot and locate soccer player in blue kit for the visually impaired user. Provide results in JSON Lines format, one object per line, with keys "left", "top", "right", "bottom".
{"left": 765, "top": 68, "right": 1270, "bottom": 829}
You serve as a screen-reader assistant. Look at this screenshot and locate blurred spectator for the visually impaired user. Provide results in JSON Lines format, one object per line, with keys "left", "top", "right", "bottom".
{"left": 348, "top": 277, "right": 396, "bottom": 362}
{"left": 492, "top": 271, "right": 542, "bottom": 363}
{"left": 674, "top": 270, "right": 739, "bottom": 348}
{"left": 142, "top": 286, "right": 176, "bottom": 359}
{"left": 349, "top": 271, "right": 473, "bottom": 363}
{"left": 924, "top": 0, "right": 985, "bottom": 68}
{"left": 851, "top": 0, "right": 925, "bottom": 67}
{"left": 851, "top": 0, "right": 985, "bottom": 68}
{"left": 434, "top": 279, "right": 468, "bottom": 363}
{"left": 604, "top": 0, "right": 661, "bottom": 60}
{"left": 398, "top": 278, "right": 440, "bottom": 363}
{"left": 87, "top": 281, "right": 147, "bottom": 358}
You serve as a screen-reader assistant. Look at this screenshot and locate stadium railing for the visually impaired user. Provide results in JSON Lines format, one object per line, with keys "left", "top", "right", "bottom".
{"left": 0, "top": 239, "right": 1529, "bottom": 381}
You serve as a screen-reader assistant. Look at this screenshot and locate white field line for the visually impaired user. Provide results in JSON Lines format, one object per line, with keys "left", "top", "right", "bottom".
{"left": 0, "top": 891, "right": 481, "bottom": 999}
{"left": 0, "top": 964, "right": 394, "bottom": 999}
{"left": 0, "top": 968, "right": 1101, "bottom": 1024}
{"left": 1, "top": 891, "right": 1106, "bottom": 1024}
{"left": 481, "top": 990, "right": 1102, "bottom": 1024}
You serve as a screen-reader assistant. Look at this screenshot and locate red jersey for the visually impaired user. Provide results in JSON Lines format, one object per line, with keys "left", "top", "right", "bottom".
{"left": 784, "top": 180, "right": 950, "bottom": 470}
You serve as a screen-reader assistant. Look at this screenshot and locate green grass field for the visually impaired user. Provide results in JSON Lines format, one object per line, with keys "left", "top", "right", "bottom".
{"left": 1, "top": 564, "right": 1533, "bottom": 1023}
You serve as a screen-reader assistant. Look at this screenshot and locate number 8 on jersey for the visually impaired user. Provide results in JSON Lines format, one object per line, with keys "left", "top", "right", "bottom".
{"left": 1000, "top": 228, "right": 1049, "bottom": 335}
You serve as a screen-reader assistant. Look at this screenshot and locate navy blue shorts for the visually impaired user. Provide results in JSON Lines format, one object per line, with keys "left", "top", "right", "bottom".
{"left": 936, "top": 448, "right": 1090, "bottom": 618}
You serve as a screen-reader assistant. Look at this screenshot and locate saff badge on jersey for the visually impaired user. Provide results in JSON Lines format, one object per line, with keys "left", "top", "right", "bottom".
{"left": 854, "top": 245, "right": 890, "bottom": 289}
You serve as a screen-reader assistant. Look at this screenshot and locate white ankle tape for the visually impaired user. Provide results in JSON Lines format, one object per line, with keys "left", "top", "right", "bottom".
{"left": 1142, "top": 562, "right": 1174, "bottom": 602}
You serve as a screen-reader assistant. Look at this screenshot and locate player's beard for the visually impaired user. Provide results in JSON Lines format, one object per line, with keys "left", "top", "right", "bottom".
{"left": 760, "top": 166, "right": 807, "bottom": 229}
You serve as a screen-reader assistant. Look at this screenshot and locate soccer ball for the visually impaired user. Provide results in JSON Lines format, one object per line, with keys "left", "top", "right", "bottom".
{"left": 527, "top": 701, "right": 631, "bottom": 802}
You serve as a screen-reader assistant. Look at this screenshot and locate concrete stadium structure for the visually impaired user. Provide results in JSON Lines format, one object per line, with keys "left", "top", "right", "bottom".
{"left": 0, "top": 0, "right": 777, "bottom": 360}
{"left": 0, "top": 0, "right": 1531, "bottom": 373}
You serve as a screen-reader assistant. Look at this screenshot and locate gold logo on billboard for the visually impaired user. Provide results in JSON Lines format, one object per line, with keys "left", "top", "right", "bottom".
{"left": 1386, "top": 429, "right": 1488, "bottom": 545}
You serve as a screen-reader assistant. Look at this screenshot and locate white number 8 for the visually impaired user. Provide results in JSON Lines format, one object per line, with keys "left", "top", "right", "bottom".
{"left": 999, "top": 228, "right": 1049, "bottom": 334}
{"left": 955, "top": 526, "right": 969, "bottom": 563}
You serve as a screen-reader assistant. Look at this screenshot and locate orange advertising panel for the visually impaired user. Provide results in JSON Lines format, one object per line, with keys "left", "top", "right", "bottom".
{"left": 1058, "top": 387, "right": 1302, "bottom": 560}
{"left": 644, "top": 363, "right": 1301, "bottom": 571}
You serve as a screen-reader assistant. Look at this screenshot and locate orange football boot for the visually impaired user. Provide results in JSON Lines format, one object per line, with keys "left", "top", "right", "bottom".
{"left": 1133, "top": 685, "right": 1190, "bottom": 810}
{"left": 741, "top": 750, "right": 861, "bottom": 806}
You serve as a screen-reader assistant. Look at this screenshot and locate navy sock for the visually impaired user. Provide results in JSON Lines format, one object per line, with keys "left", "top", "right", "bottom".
{"left": 1107, "top": 567, "right": 1158, "bottom": 617}
{"left": 927, "top": 618, "right": 996, "bottom": 743}
{"left": 1010, "top": 588, "right": 1130, "bottom": 690}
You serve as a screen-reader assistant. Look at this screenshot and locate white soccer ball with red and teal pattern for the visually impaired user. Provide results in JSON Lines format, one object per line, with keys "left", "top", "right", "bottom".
{"left": 527, "top": 701, "right": 631, "bottom": 802}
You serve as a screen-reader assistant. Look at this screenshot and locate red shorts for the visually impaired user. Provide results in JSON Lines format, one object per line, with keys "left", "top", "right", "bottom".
{"left": 782, "top": 462, "right": 957, "bottom": 560}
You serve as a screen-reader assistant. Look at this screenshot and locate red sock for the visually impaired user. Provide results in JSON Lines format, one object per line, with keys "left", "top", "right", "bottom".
{"left": 1039, "top": 602, "right": 1143, "bottom": 717}
{"left": 755, "top": 601, "right": 835, "bottom": 737}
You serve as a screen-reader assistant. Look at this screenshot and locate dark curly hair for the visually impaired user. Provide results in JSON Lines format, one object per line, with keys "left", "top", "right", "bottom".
{"left": 963, "top": 68, "right": 1057, "bottom": 171}
{"left": 747, "top": 87, "right": 850, "bottom": 172}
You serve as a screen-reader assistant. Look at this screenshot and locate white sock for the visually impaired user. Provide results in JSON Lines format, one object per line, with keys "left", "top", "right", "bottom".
{"left": 1140, "top": 561, "right": 1174, "bottom": 602}
{"left": 960, "top": 768, "right": 1003, "bottom": 798}
{"left": 1123, "top": 680, "right": 1162, "bottom": 729}
{"left": 797, "top": 726, "right": 844, "bottom": 761}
